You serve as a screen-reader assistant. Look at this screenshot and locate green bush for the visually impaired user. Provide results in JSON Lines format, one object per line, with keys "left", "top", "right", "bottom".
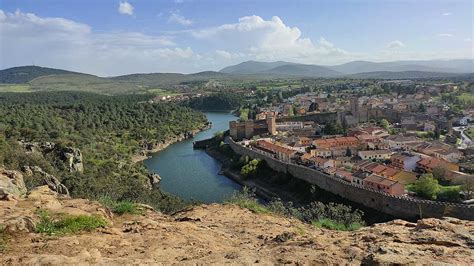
{"left": 437, "top": 186, "right": 461, "bottom": 202}
{"left": 407, "top": 174, "right": 461, "bottom": 202}
{"left": 225, "top": 187, "right": 270, "bottom": 214}
{"left": 410, "top": 173, "right": 440, "bottom": 200}
{"left": 240, "top": 159, "right": 262, "bottom": 178}
{"left": 35, "top": 209, "right": 107, "bottom": 235}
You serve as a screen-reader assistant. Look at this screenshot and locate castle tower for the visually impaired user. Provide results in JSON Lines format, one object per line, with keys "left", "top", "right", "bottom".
{"left": 229, "top": 121, "right": 238, "bottom": 139}
{"left": 447, "top": 118, "right": 453, "bottom": 135}
{"left": 244, "top": 120, "right": 255, "bottom": 139}
{"left": 350, "top": 97, "right": 359, "bottom": 123}
{"left": 266, "top": 115, "right": 276, "bottom": 135}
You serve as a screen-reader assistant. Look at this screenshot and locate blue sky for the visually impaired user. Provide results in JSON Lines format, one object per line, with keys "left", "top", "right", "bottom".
{"left": 1, "top": 0, "right": 472, "bottom": 75}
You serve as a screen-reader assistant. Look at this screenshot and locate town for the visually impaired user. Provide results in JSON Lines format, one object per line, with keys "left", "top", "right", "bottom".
{"left": 228, "top": 80, "right": 473, "bottom": 204}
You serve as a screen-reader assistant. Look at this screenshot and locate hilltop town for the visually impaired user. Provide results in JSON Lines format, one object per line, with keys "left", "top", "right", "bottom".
{"left": 228, "top": 80, "right": 473, "bottom": 210}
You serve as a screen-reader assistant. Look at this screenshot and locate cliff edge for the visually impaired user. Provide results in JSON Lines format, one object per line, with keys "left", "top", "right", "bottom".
{"left": 1, "top": 172, "right": 473, "bottom": 264}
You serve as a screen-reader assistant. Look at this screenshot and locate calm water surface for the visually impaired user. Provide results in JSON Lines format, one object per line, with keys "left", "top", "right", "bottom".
{"left": 144, "top": 112, "right": 241, "bottom": 203}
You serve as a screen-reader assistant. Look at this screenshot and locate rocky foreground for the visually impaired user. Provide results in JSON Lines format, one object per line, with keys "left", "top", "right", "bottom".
{"left": 1, "top": 172, "right": 473, "bottom": 264}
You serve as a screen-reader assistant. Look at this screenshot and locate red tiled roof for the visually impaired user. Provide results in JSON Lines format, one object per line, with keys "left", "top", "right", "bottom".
{"left": 256, "top": 140, "right": 296, "bottom": 155}
{"left": 371, "top": 165, "right": 387, "bottom": 174}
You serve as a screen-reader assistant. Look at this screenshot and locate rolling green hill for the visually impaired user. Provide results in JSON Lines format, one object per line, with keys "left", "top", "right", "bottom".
{"left": 0, "top": 66, "right": 86, "bottom": 84}
{"left": 1, "top": 63, "right": 471, "bottom": 95}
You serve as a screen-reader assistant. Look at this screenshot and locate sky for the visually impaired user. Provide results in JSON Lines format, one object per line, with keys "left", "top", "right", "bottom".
{"left": 0, "top": 0, "right": 472, "bottom": 76}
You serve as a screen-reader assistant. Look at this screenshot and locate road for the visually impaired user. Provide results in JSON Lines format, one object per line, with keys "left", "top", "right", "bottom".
{"left": 453, "top": 126, "right": 472, "bottom": 149}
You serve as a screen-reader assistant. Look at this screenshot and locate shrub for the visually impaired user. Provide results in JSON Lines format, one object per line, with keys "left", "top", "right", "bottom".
{"left": 35, "top": 209, "right": 107, "bottom": 235}
{"left": 112, "top": 201, "right": 142, "bottom": 215}
{"left": 99, "top": 197, "right": 143, "bottom": 215}
{"left": 437, "top": 186, "right": 461, "bottom": 202}
{"left": 312, "top": 218, "right": 362, "bottom": 231}
{"left": 225, "top": 187, "right": 270, "bottom": 214}
{"left": 240, "top": 159, "right": 261, "bottom": 178}
{"left": 410, "top": 173, "right": 440, "bottom": 200}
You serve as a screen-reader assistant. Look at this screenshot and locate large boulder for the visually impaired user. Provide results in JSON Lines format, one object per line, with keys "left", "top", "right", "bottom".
{"left": 0, "top": 169, "right": 27, "bottom": 200}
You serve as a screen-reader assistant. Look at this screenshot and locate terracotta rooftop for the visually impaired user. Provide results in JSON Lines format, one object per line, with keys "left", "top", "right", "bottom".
{"left": 256, "top": 140, "right": 296, "bottom": 156}
{"left": 365, "top": 174, "right": 400, "bottom": 187}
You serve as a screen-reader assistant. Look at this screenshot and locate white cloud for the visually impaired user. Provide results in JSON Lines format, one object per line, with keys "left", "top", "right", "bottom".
{"left": 118, "top": 1, "right": 134, "bottom": 16}
{"left": 385, "top": 40, "right": 405, "bottom": 49}
{"left": 215, "top": 50, "right": 246, "bottom": 60}
{"left": 168, "top": 11, "right": 192, "bottom": 26}
{"left": 438, "top": 33, "right": 454, "bottom": 37}
{"left": 0, "top": 9, "right": 201, "bottom": 75}
{"left": 1, "top": 10, "right": 471, "bottom": 75}
{"left": 465, "top": 38, "right": 472, "bottom": 42}
{"left": 442, "top": 12, "right": 452, "bottom": 16}
{"left": 192, "top": 15, "right": 350, "bottom": 64}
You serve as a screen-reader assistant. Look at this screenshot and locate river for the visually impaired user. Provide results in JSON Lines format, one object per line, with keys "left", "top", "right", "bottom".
{"left": 143, "top": 111, "right": 241, "bottom": 203}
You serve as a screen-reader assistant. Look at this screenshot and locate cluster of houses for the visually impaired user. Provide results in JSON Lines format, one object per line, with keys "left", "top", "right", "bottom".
{"left": 238, "top": 122, "right": 471, "bottom": 197}
{"left": 229, "top": 80, "right": 473, "bottom": 199}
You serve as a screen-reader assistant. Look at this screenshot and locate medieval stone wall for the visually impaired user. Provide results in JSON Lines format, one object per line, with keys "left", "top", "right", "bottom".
{"left": 228, "top": 137, "right": 473, "bottom": 220}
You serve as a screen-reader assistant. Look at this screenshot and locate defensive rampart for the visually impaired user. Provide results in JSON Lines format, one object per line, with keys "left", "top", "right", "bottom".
{"left": 228, "top": 137, "right": 473, "bottom": 220}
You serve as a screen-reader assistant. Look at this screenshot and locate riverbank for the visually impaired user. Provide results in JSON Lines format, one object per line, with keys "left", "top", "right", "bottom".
{"left": 132, "top": 122, "right": 211, "bottom": 163}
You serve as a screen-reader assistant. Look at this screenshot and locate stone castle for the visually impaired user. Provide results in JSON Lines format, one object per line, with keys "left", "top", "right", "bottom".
{"left": 229, "top": 116, "right": 276, "bottom": 139}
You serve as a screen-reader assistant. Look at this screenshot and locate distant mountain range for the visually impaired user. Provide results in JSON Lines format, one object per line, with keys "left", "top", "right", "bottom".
{"left": 220, "top": 59, "right": 473, "bottom": 77}
{"left": 0, "top": 59, "right": 472, "bottom": 94}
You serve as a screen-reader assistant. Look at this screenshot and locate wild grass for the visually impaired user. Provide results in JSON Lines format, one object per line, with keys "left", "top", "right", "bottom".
{"left": 312, "top": 219, "right": 363, "bottom": 231}
{"left": 35, "top": 209, "right": 107, "bottom": 235}
{"left": 225, "top": 187, "right": 270, "bottom": 214}
{"left": 99, "top": 197, "right": 144, "bottom": 215}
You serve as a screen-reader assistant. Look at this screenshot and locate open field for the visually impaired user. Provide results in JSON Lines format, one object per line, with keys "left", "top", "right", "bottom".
{"left": 0, "top": 84, "right": 32, "bottom": 93}
{"left": 457, "top": 92, "right": 474, "bottom": 105}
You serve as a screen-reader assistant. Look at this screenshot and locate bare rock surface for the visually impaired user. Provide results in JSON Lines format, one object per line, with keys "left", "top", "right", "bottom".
{"left": 0, "top": 168, "right": 27, "bottom": 200}
{"left": 1, "top": 186, "right": 473, "bottom": 265}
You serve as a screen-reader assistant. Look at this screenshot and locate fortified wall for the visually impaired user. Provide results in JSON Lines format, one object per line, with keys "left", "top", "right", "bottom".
{"left": 228, "top": 137, "right": 473, "bottom": 220}
{"left": 276, "top": 112, "right": 340, "bottom": 124}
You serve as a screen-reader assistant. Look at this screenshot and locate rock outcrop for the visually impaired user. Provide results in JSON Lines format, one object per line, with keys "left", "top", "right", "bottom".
{"left": 148, "top": 173, "right": 161, "bottom": 189}
{"left": 60, "top": 147, "right": 84, "bottom": 173}
{"left": 18, "top": 141, "right": 84, "bottom": 173}
{"left": 22, "top": 166, "right": 69, "bottom": 196}
{"left": 1, "top": 187, "right": 472, "bottom": 264}
{"left": 0, "top": 169, "right": 27, "bottom": 200}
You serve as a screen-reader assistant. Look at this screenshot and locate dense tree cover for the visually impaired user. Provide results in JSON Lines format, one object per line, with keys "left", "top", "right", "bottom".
{"left": 0, "top": 91, "right": 207, "bottom": 213}
{"left": 183, "top": 92, "right": 244, "bottom": 110}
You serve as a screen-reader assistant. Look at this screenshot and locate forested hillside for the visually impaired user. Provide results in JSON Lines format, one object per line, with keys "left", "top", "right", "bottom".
{"left": 0, "top": 91, "right": 207, "bottom": 212}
